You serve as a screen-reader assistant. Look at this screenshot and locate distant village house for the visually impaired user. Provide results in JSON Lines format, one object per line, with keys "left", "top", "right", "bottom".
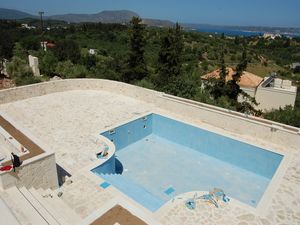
{"left": 291, "top": 63, "right": 300, "bottom": 72}
{"left": 88, "top": 49, "right": 97, "bottom": 55}
{"left": 21, "top": 23, "right": 36, "bottom": 30}
{"left": 40, "top": 41, "right": 55, "bottom": 51}
{"left": 263, "top": 33, "right": 281, "bottom": 40}
{"left": 202, "top": 68, "right": 297, "bottom": 111}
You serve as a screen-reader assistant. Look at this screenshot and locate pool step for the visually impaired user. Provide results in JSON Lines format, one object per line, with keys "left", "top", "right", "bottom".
{"left": 101, "top": 173, "right": 164, "bottom": 212}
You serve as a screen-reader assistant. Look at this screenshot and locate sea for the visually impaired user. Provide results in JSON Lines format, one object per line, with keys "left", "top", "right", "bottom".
{"left": 190, "top": 25, "right": 300, "bottom": 37}
{"left": 196, "top": 27, "right": 261, "bottom": 37}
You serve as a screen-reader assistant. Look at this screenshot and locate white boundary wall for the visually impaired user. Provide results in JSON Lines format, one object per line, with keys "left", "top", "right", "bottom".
{"left": 0, "top": 79, "right": 299, "bottom": 151}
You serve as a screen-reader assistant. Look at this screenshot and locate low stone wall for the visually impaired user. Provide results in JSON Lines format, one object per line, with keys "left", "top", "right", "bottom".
{"left": 0, "top": 153, "right": 58, "bottom": 190}
{"left": 0, "top": 79, "right": 299, "bottom": 151}
{"left": 0, "top": 79, "right": 160, "bottom": 105}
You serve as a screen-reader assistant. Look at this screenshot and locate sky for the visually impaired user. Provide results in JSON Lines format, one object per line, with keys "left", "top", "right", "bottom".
{"left": 1, "top": 0, "right": 300, "bottom": 27}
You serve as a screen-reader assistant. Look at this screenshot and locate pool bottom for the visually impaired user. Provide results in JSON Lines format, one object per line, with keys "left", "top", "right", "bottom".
{"left": 93, "top": 134, "right": 270, "bottom": 211}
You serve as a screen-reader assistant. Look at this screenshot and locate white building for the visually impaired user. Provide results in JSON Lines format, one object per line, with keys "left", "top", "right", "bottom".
{"left": 40, "top": 41, "right": 47, "bottom": 51}
{"left": 291, "top": 62, "right": 300, "bottom": 71}
{"left": 202, "top": 68, "right": 297, "bottom": 112}
{"left": 21, "top": 24, "right": 36, "bottom": 30}
{"left": 255, "top": 75, "right": 297, "bottom": 111}
{"left": 88, "top": 49, "right": 97, "bottom": 55}
{"left": 263, "top": 33, "right": 281, "bottom": 40}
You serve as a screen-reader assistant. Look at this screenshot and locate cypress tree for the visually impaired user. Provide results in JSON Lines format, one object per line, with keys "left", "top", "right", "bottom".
{"left": 156, "top": 23, "right": 183, "bottom": 87}
{"left": 209, "top": 49, "right": 227, "bottom": 99}
{"left": 123, "top": 17, "right": 148, "bottom": 83}
{"left": 227, "top": 49, "right": 248, "bottom": 100}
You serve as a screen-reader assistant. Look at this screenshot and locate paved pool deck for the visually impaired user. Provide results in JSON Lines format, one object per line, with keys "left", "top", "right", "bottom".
{"left": 0, "top": 89, "right": 299, "bottom": 225}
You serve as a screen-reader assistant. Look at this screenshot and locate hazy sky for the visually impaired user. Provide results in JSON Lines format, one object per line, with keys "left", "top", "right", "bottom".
{"left": 1, "top": 0, "right": 300, "bottom": 27}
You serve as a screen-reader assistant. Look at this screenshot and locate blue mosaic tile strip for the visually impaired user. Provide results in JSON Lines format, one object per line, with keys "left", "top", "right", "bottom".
{"left": 164, "top": 187, "right": 175, "bottom": 195}
{"left": 100, "top": 181, "right": 111, "bottom": 189}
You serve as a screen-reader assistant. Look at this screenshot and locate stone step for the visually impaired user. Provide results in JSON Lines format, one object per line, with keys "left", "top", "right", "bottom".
{"left": 2, "top": 186, "right": 49, "bottom": 225}
{"left": 35, "top": 188, "right": 81, "bottom": 224}
{"left": 0, "top": 195, "right": 21, "bottom": 225}
{"left": 29, "top": 188, "right": 71, "bottom": 225}
{"left": 19, "top": 187, "right": 60, "bottom": 225}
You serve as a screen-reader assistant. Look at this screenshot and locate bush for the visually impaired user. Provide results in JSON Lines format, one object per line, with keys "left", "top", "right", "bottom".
{"left": 14, "top": 72, "right": 42, "bottom": 86}
{"left": 55, "top": 60, "right": 88, "bottom": 78}
{"left": 264, "top": 105, "right": 300, "bottom": 128}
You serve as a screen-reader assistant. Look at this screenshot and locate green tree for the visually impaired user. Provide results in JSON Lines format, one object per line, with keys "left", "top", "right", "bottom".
{"left": 209, "top": 49, "right": 227, "bottom": 99}
{"left": 6, "top": 56, "right": 41, "bottom": 85}
{"left": 226, "top": 49, "right": 248, "bottom": 101}
{"left": 0, "top": 30, "right": 14, "bottom": 72}
{"left": 162, "top": 76, "right": 197, "bottom": 99}
{"left": 122, "top": 17, "right": 148, "bottom": 83}
{"left": 13, "top": 43, "right": 27, "bottom": 59}
{"left": 40, "top": 51, "right": 58, "bottom": 76}
{"left": 20, "top": 36, "right": 40, "bottom": 51}
{"left": 156, "top": 23, "right": 183, "bottom": 87}
{"left": 6, "top": 56, "right": 31, "bottom": 79}
{"left": 81, "top": 54, "right": 96, "bottom": 70}
{"left": 0, "top": 30, "right": 14, "bottom": 59}
{"left": 264, "top": 106, "right": 300, "bottom": 128}
{"left": 55, "top": 60, "right": 88, "bottom": 78}
{"left": 53, "top": 39, "right": 81, "bottom": 63}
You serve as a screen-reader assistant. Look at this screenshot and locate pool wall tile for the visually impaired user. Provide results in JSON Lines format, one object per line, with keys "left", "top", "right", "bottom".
{"left": 151, "top": 114, "right": 283, "bottom": 179}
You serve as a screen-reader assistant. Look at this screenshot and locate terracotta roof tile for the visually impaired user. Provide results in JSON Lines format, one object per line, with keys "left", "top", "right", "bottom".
{"left": 201, "top": 67, "right": 263, "bottom": 88}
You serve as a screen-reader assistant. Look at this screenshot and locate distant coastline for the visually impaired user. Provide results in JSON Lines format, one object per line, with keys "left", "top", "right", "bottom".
{"left": 184, "top": 24, "right": 300, "bottom": 37}
{"left": 195, "top": 27, "right": 262, "bottom": 37}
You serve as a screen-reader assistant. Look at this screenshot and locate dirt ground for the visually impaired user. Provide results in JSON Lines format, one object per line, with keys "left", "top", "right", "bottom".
{"left": 90, "top": 205, "right": 147, "bottom": 225}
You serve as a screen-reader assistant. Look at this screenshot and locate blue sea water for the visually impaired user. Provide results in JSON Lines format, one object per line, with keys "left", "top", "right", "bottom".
{"left": 92, "top": 114, "right": 283, "bottom": 212}
{"left": 195, "top": 27, "right": 262, "bottom": 37}
{"left": 189, "top": 25, "right": 300, "bottom": 37}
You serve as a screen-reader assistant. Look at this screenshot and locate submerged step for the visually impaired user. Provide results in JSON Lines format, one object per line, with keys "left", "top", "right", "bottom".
{"left": 100, "top": 174, "right": 164, "bottom": 212}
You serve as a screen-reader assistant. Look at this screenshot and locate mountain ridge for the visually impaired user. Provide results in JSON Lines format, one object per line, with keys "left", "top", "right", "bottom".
{"left": 0, "top": 8, "right": 174, "bottom": 27}
{"left": 48, "top": 10, "right": 139, "bottom": 23}
{"left": 0, "top": 8, "right": 36, "bottom": 20}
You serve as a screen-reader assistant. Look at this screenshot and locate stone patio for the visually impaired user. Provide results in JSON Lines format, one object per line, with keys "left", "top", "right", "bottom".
{"left": 0, "top": 88, "right": 299, "bottom": 225}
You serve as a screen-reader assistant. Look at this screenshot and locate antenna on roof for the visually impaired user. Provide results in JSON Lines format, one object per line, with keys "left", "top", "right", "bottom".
{"left": 38, "top": 11, "right": 44, "bottom": 31}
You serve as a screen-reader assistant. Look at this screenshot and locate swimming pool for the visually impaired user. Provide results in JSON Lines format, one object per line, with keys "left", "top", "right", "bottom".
{"left": 92, "top": 114, "right": 283, "bottom": 211}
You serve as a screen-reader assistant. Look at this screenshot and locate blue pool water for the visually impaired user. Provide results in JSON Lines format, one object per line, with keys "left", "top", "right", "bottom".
{"left": 92, "top": 114, "right": 283, "bottom": 211}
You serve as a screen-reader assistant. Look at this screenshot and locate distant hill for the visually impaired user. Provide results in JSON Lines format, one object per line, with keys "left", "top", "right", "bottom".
{"left": 0, "top": 8, "right": 36, "bottom": 20}
{"left": 142, "top": 18, "right": 174, "bottom": 27}
{"left": 48, "top": 10, "right": 139, "bottom": 23}
{"left": 0, "top": 8, "right": 173, "bottom": 27}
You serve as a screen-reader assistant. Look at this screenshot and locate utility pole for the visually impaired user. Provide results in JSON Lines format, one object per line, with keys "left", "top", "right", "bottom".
{"left": 38, "top": 11, "right": 44, "bottom": 31}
